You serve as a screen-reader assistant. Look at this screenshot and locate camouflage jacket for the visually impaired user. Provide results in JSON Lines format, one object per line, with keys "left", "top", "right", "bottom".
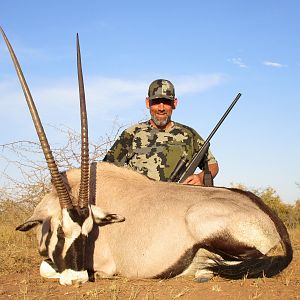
{"left": 103, "top": 121, "right": 217, "bottom": 181}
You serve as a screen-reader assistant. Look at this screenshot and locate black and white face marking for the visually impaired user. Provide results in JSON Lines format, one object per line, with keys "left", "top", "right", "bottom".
{"left": 17, "top": 201, "right": 125, "bottom": 285}
{"left": 38, "top": 205, "right": 125, "bottom": 285}
{"left": 45, "top": 206, "right": 93, "bottom": 285}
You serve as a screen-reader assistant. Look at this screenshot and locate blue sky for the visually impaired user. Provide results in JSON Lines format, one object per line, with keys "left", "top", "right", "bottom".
{"left": 0, "top": 0, "right": 299, "bottom": 204}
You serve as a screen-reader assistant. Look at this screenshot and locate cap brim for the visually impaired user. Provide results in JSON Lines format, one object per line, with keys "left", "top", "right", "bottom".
{"left": 149, "top": 95, "right": 174, "bottom": 101}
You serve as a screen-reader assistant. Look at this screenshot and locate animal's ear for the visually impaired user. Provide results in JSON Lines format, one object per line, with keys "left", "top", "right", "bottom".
{"left": 16, "top": 220, "right": 42, "bottom": 231}
{"left": 91, "top": 205, "right": 125, "bottom": 226}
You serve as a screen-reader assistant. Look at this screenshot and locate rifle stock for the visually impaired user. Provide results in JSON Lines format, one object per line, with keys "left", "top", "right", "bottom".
{"left": 178, "top": 142, "right": 210, "bottom": 183}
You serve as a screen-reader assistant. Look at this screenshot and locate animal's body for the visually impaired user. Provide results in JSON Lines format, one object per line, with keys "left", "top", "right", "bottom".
{"left": 21, "top": 162, "right": 292, "bottom": 282}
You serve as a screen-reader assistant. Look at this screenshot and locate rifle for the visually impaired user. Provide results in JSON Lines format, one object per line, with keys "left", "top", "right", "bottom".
{"left": 168, "top": 93, "right": 242, "bottom": 184}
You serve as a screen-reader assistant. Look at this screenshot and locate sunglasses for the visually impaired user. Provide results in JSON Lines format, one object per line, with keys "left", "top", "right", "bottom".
{"left": 149, "top": 98, "right": 174, "bottom": 106}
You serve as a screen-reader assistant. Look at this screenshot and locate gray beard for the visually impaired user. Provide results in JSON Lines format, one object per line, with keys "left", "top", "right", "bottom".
{"left": 151, "top": 113, "right": 171, "bottom": 128}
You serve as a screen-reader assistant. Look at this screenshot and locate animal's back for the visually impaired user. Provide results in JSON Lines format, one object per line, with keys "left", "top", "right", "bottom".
{"left": 90, "top": 163, "right": 282, "bottom": 278}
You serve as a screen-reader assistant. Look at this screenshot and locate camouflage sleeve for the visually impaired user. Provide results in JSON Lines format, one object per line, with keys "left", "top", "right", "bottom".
{"left": 103, "top": 129, "right": 134, "bottom": 166}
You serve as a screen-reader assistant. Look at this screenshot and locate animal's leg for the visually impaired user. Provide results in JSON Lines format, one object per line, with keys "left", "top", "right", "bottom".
{"left": 40, "top": 259, "right": 89, "bottom": 285}
{"left": 185, "top": 202, "right": 278, "bottom": 257}
{"left": 192, "top": 249, "right": 215, "bottom": 282}
{"left": 179, "top": 248, "right": 217, "bottom": 281}
{"left": 40, "top": 259, "right": 60, "bottom": 279}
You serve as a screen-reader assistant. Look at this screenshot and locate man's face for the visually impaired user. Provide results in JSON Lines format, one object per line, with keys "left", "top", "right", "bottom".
{"left": 146, "top": 97, "right": 178, "bottom": 129}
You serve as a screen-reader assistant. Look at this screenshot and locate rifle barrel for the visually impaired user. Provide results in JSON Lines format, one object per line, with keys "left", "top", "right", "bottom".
{"left": 205, "top": 93, "right": 241, "bottom": 143}
{"left": 175, "top": 92, "right": 242, "bottom": 183}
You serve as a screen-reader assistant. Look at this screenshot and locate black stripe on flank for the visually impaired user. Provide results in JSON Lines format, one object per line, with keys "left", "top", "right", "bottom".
{"left": 202, "top": 231, "right": 264, "bottom": 261}
{"left": 153, "top": 243, "right": 202, "bottom": 279}
{"left": 207, "top": 188, "right": 294, "bottom": 279}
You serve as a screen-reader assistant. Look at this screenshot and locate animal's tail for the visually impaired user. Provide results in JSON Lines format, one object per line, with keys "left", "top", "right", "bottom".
{"left": 208, "top": 249, "right": 293, "bottom": 279}
{"left": 208, "top": 189, "right": 293, "bottom": 279}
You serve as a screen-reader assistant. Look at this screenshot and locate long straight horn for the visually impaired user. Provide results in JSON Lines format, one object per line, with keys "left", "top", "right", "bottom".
{"left": 76, "top": 34, "right": 89, "bottom": 208}
{"left": 0, "top": 27, "right": 73, "bottom": 209}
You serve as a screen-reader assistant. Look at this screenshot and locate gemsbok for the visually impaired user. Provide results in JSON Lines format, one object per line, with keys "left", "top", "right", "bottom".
{"left": 1, "top": 27, "right": 293, "bottom": 285}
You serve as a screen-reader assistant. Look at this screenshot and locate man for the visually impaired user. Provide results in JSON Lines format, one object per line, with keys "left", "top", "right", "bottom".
{"left": 103, "top": 79, "right": 219, "bottom": 185}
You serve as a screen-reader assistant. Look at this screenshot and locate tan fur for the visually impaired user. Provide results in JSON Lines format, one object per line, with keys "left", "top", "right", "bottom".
{"left": 61, "top": 162, "right": 282, "bottom": 278}
{"left": 25, "top": 162, "right": 289, "bottom": 279}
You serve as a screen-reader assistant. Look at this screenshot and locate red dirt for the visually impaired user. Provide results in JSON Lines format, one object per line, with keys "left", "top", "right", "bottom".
{"left": 0, "top": 249, "right": 299, "bottom": 300}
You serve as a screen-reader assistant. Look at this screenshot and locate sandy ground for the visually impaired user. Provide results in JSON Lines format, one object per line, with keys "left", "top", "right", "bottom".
{"left": 0, "top": 248, "right": 299, "bottom": 300}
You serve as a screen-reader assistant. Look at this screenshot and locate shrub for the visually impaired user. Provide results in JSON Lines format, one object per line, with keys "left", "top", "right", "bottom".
{"left": 232, "top": 184, "right": 300, "bottom": 229}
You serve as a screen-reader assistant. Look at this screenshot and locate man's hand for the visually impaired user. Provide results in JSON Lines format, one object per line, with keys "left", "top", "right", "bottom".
{"left": 183, "top": 173, "right": 204, "bottom": 185}
{"left": 182, "top": 163, "right": 219, "bottom": 186}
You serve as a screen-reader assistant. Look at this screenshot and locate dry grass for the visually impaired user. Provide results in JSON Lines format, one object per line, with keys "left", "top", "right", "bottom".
{"left": 0, "top": 223, "right": 39, "bottom": 275}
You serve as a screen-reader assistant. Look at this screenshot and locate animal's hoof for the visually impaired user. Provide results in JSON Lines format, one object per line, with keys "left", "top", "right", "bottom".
{"left": 194, "top": 277, "right": 209, "bottom": 283}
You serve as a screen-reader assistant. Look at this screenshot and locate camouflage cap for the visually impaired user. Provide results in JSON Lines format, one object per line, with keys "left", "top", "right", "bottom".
{"left": 148, "top": 79, "right": 175, "bottom": 101}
